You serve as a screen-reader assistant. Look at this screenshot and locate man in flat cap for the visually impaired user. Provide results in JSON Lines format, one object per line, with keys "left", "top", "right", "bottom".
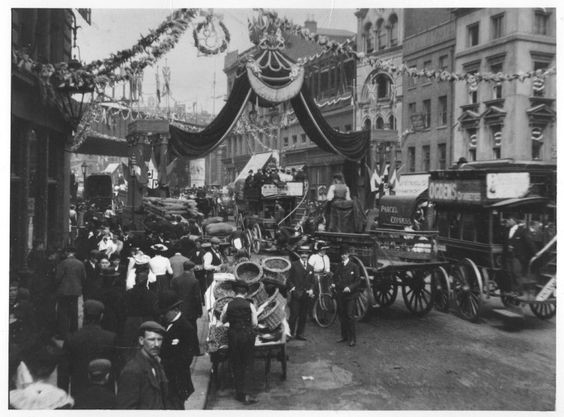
{"left": 116, "top": 321, "right": 170, "bottom": 409}
{"left": 331, "top": 245, "right": 362, "bottom": 347}
{"left": 73, "top": 359, "right": 116, "bottom": 409}
{"left": 57, "top": 299, "right": 117, "bottom": 398}
{"left": 158, "top": 291, "right": 197, "bottom": 409}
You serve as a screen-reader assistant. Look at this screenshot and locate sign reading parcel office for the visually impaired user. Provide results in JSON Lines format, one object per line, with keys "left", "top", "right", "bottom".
{"left": 429, "top": 172, "right": 530, "bottom": 204}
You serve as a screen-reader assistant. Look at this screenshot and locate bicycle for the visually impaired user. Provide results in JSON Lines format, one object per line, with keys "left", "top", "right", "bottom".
{"left": 312, "top": 272, "right": 337, "bottom": 327}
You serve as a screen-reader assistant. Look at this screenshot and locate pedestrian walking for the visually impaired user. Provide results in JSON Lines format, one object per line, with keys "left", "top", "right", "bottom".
{"left": 83, "top": 249, "right": 101, "bottom": 300}
{"left": 55, "top": 246, "right": 86, "bottom": 340}
{"left": 220, "top": 280, "right": 258, "bottom": 405}
{"left": 171, "top": 260, "right": 202, "bottom": 355}
{"left": 169, "top": 251, "right": 190, "bottom": 279}
{"left": 149, "top": 244, "right": 173, "bottom": 293}
{"left": 158, "top": 291, "right": 197, "bottom": 409}
{"left": 73, "top": 359, "right": 116, "bottom": 409}
{"left": 287, "top": 249, "right": 315, "bottom": 340}
{"left": 202, "top": 237, "right": 223, "bottom": 292}
{"left": 116, "top": 321, "right": 170, "bottom": 409}
{"left": 57, "top": 299, "right": 117, "bottom": 398}
{"left": 332, "top": 245, "right": 362, "bottom": 347}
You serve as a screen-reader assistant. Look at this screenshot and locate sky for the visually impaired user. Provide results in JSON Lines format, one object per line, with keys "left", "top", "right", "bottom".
{"left": 77, "top": 8, "right": 357, "bottom": 116}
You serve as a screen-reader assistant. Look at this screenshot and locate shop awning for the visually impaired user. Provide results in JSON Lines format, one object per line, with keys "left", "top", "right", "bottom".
{"left": 235, "top": 152, "right": 273, "bottom": 182}
{"left": 72, "top": 130, "right": 128, "bottom": 157}
{"left": 378, "top": 195, "right": 424, "bottom": 228}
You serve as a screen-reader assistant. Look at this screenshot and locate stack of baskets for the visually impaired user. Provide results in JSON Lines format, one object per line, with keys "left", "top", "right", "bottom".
{"left": 207, "top": 323, "right": 229, "bottom": 353}
{"left": 257, "top": 288, "right": 286, "bottom": 331}
{"left": 234, "top": 261, "right": 263, "bottom": 286}
{"left": 247, "top": 281, "right": 269, "bottom": 306}
{"left": 262, "top": 256, "right": 291, "bottom": 288}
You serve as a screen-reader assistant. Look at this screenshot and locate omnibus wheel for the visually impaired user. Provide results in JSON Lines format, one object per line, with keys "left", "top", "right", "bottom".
{"left": 401, "top": 269, "right": 434, "bottom": 317}
{"left": 530, "top": 300, "right": 556, "bottom": 319}
{"left": 244, "top": 229, "right": 254, "bottom": 255}
{"left": 252, "top": 224, "right": 262, "bottom": 254}
{"left": 431, "top": 266, "right": 451, "bottom": 313}
{"left": 372, "top": 273, "right": 398, "bottom": 308}
{"left": 452, "top": 258, "right": 483, "bottom": 322}
{"left": 350, "top": 256, "right": 375, "bottom": 321}
{"left": 312, "top": 294, "right": 337, "bottom": 328}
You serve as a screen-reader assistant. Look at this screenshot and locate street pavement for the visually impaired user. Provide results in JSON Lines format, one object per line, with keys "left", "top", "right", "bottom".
{"left": 204, "top": 288, "right": 556, "bottom": 410}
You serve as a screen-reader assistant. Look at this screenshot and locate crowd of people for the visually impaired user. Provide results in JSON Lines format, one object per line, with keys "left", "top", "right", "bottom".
{"left": 8, "top": 206, "right": 246, "bottom": 410}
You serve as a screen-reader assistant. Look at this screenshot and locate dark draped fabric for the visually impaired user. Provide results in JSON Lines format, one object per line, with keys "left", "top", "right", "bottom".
{"left": 290, "top": 82, "right": 370, "bottom": 161}
{"left": 168, "top": 72, "right": 252, "bottom": 158}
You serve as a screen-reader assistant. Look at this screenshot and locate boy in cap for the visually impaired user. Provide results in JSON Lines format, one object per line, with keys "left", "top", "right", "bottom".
{"left": 116, "top": 321, "right": 170, "bottom": 409}
{"left": 73, "top": 359, "right": 116, "bottom": 409}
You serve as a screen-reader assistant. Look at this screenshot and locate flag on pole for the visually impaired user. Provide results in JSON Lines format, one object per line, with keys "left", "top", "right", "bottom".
{"left": 389, "top": 165, "right": 397, "bottom": 191}
{"left": 370, "top": 167, "right": 382, "bottom": 192}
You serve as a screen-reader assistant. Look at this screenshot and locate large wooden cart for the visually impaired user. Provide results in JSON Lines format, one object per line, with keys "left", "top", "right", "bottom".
{"left": 314, "top": 228, "right": 449, "bottom": 320}
{"left": 428, "top": 162, "right": 556, "bottom": 322}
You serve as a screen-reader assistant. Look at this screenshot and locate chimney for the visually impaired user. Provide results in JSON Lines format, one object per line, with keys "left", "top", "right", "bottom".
{"left": 304, "top": 16, "right": 317, "bottom": 34}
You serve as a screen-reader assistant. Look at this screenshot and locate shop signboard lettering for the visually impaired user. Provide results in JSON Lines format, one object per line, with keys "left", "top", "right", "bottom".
{"left": 429, "top": 180, "right": 482, "bottom": 203}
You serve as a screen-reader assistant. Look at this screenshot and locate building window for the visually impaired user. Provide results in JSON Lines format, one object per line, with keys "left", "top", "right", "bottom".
{"left": 438, "top": 96, "right": 447, "bottom": 126}
{"left": 375, "top": 74, "right": 390, "bottom": 99}
{"left": 492, "top": 127, "right": 502, "bottom": 159}
{"left": 438, "top": 143, "right": 447, "bottom": 169}
{"left": 389, "top": 14, "right": 398, "bottom": 46}
{"left": 376, "top": 18, "right": 386, "bottom": 50}
{"left": 533, "top": 61, "right": 549, "bottom": 97}
{"left": 439, "top": 55, "right": 449, "bottom": 71}
{"left": 301, "top": 133, "right": 307, "bottom": 143}
{"left": 490, "top": 62, "right": 503, "bottom": 99}
{"left": 422, "top": 145, "right": 431, "bottom": 172}
{"left": 467, "top": 22, "right": 480, "bottom": 47}
{"left": 320, "top": 71, "right": 329, "bottom": 94}
{"left": 531, "top": 126, "right": 544, "bottom": 160}
{"left": 283, "top": 137, "right": 289, "bottom": 147}
{"left": 376, "top": 117, "right": 384, "bottom": 129}
{"left": 345, "top": 124, "right": 352, "bottom": 132}
{"left": 292, "top": 135, "right": 298, "bottom": 145}
{"left": 468, "top": 128, "right": 477, "bottom": 161}
{"left": 408, "top": 147, "right": 416, "bottom": 172}
{"left": 491, "top": 13, "right": 505, "bottom": 39}
{"left": 408, "top": 102, "right": 416, "bottom": 119}
{"left": 388, "top": 115, "right": 396, "bottom": 130}
{"left": 407, "top": 66, "right": 417, "bottom": 88}
{"left": 469, "top": 148, "right": 477, "bottom": 161}
{"left": 423, "top": 99, "right": 431, "bottom": 128}
{"left": 534, "top": 10, "right": 549, "bottom": 35}
{"left": 364, "top": 21, "right": 373, "bottom": 52}
{"left": 363, "top": 118, "right": 371, "bottom": 131}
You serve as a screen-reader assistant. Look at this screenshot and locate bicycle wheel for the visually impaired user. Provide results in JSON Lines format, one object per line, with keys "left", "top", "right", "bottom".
{"left": 313, "top": 294, "right": 337, "bottom": 328}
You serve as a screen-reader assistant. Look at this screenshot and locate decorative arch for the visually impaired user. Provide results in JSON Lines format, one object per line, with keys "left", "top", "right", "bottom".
{"left": 388, "top": 13, "right": 398, "bottom": 46}
{"left": 363, "top": 118, "right": 372, "bottom": 131}
{"left": 361, "top": 70, "right": 394, "bottom": 102}
{"left": 376, "top": 116, "right": 385, "bottom": 129}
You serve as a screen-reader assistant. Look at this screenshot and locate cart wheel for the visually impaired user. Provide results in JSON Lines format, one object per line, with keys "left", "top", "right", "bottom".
{"left": 244, "top": 229, "right": 254, "bottom": 255}
{"left": 252, "top": 224, "right": 262, "bottom": 254}
{"left": 372, "top": 273, "right": 398, "bottom": 308}
{"left": 530, "top": 300, "right": 556, "bottom": 319}
{"left": 431, "top": 266, "right": 451, "bottom": 313}
{"left": 452, "top": 258, "right": 483, "bottom": 322}
{"left": 401, "top": 269, "right": 434, "bottom": 316}
{"left": 313, "top": 294, "right": 337, "bottom": 328}
{"left": 350, "top": 256, "right": 375, "bottom": 321}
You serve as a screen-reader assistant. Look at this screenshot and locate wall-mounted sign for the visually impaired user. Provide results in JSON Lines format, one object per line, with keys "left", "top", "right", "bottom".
{"left": 429, "top": 179, "right": 482, "bottom": 203}
{"left": 189, "top": 158, "right": 205, "bottom": 187}
{"left": 410, "top": 113, "right": 426, "bottom": 131}
{"left": 395, "top": 174, "right": 429, "bottom": 196}
{"left": 486, "top": 172, "right": 530, "bottom": 199}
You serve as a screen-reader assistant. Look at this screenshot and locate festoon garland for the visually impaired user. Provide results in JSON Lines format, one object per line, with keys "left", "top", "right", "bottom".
{"left": 251, "top": 9, "right": 556, "bottom": 88}
{"left": 193, "top": 13, "right": 230, "bottom": 55}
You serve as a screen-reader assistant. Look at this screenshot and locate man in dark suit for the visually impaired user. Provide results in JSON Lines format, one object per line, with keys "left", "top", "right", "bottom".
{"left": 287, "top": 249, "right": 314, "bottom": 340}
{"left": 57, "top": 299, "right": 117, "bottom": 398}
{"left": 331, "top": 245, "right": 362, "bottom": 347}
{"left": 503, "top": 214, "right": 538, "bottom": 296}
{"left": 116, "top": 321, "right": 170, "bottom": 409}
{"left": 158, "top": 291, "right": 198, "bottom": 409}
{"left": 73, "top": 359, "right": 116, "bottom": 409}
{"left": 83, "top": 249, "right": 100, "bottom": 300}
{"left": 55, "top": 246, "right": 86, "bottom": 340}
{"left": 171, "top": 260, "right": 202, "bottom": 355}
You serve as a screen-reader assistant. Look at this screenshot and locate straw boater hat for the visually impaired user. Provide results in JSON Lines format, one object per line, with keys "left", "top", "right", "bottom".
{"left": 133, "top": 253, "right": 151, "bottom": 265}
{"left": 151, "top": 243, "right": 168, "bottom": 252}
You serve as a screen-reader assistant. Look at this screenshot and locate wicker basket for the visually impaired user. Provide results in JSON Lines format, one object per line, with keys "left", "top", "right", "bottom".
{"left": 258, "top": 298, "right": 285, "bottom": 331}
{"left": 247, "top": 281, "right": 268, "bottom": 306}
{"left": 262, "top": 256, "right": 291, "bottom": 287}
{"left": 234, "top": 261, "right": 263, "bottom": 286}
{"left": 207, "top": 323, "right": 229, "bottom": 352}
{"left": 213, "top": 282, "right": 235, "bottom": 299}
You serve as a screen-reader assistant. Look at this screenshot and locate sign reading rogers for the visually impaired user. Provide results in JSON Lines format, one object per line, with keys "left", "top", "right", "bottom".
{"left": 429, "top": 180, "right": 482, "bottom": 203}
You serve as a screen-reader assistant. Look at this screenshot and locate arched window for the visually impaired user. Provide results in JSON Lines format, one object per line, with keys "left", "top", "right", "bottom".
{"left": 376, "top": 18, "right": 386, "bottom": 50}
{"left": 389, "top": 14, "right": 398, "bottom": 46}
{"left": 376, "top": 117, "right": 385, "bottom": 129}
{"left": 375, "top": 74, "right": 391, "bottom": 99}
{"left": 388, "top": 115, "right": 396, "bottom": 130}
{"left": 364, "top": 21, "right": 373, "bottom": 53}
{"left": 363, "top": 118, "right": 372, "bottom": 131}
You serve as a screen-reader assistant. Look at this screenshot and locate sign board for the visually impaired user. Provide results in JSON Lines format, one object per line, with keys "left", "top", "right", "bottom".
{"left": 429, "top": 179, "right": 482, "bottom": 203}
{"left": 261, "top": 182, "right": 304, "bottom": 197}
{"left": 410, "top": 113, "right": 426, "bottom": 131}
{"left": 395, "top": 174, "right": 429, "bottom": 196}
{"left": 286, "top": 182, "right": 304, "bottom": 196}
{"left": 486, "top": 172, "right": 530, "bottom": 199}
{"left": 189, "top": 158, "right": 205, "bottom": 187}
{"left": 261, "top": 184, "right": 278, "bottom": 197}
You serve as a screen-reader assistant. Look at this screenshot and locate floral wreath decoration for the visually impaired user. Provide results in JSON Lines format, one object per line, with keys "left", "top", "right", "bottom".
{"left": 193, "top": 15, "right": 230, "bottom": 55}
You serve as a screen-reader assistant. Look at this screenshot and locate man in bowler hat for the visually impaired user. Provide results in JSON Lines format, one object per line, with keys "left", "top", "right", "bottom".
{"left": 287, "top": 248, "right": 315, "bottom": 340}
